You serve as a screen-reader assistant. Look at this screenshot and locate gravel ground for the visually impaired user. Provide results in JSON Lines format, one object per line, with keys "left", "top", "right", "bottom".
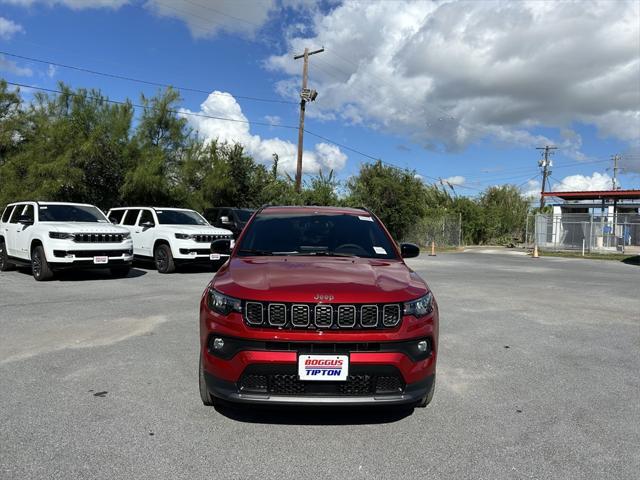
{"left": 0, "top": 252, "right": 638, "bottom": 480}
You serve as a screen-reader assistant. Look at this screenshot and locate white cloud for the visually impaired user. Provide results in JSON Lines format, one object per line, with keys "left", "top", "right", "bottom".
{"left": 144, "top": 0, "right": 276, "bottom": 38}
{"left": 521, "top": 179, "right": 541, "bottom": 199}
{"left": 444, "top": 175, "right": 465, "bottom": 186}
{"left": 266, "top": 0, "right": 640, "bottom": 152}
{"left": 264, "top": 115, "right": 280, "bottom": 125}
{"left": 552, "top": 172, "right": 613, "bottom": 192}
{"left": 181, "top": 91, "right": 347, "bottom": 174}
{"left": 47, "top": 64, "right": 57, "bottom": 78}
{"left": 0, "top": 54, "right": 32, "bottom": 76}
{"left": 0, "top": 16, "right": 24, "bottom": 39}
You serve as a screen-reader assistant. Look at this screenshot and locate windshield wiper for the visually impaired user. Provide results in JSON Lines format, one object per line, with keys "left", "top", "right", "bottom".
{"left": 285, "top": 251, "right": 357, "bottom": 258}
{"left": 237, "top": 249, "right": 273, "bottom": 256}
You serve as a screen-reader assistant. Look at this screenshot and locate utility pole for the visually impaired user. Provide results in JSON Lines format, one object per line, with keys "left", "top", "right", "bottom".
{"left": 536, "top": 145, "right": 557, "bottom": 210}
{"left": 611, "top": 154, "right": 621, "bottom": 190}
{"left": 294, "top": 47, "right": 323, "bottom": 193}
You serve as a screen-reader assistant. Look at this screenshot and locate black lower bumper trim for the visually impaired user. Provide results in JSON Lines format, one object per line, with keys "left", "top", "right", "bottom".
{"left": 204, "top": 371, "right": 434, "bottom": 406}
{"left": 207, "top": 334, "right": 432, "bottom": 362}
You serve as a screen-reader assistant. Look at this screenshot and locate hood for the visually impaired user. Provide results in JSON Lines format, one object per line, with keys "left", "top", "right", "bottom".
{"left": 161, "top": 224, "right": 233, "bottom": 236}
{"left": 214, "top": 256, "right": 428, "bottom": 304}
{"left": 44, "top": 222, "right": 130, "bottom": 234}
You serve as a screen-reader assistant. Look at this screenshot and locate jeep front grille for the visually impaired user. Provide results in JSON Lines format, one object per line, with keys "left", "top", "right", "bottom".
{"left": 242, "top": 301, "right": 403, "bottom": 330}
{"left": 193, "top": 234, "right": 233, "bottom": 243}
{"left": 74, "top": 233, "right": 124, "bottom": 243}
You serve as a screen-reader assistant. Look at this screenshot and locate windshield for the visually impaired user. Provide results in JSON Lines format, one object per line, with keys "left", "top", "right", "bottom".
{"left": 236, "top": 210, "right": 254, "bottom": 222}
{"left": 156, "top": 209, "right": 209, "bottom": 225}
{"left": 237, "top": 213, "right": 398, "bottom": 259}
{"left": 39, "top": 204, "right": 109, "bottom": 223}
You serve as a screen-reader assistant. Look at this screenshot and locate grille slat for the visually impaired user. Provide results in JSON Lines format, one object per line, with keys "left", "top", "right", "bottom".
{"left": 245, "top": 302, "right": 264, "bottom": 325}
{"left": 242, "top": 301, "right": 402, "bottom": 330}
{"left": 291, "top": 304, "right": 310, "bottom": 327}
{"left": 383, "top": 304, "right": 401, "bottom": 327}
{"left": 268, "top": 304, "right": 287, "bottom": 326}
{"left": 74, "top": 233, "right": 124, "bottom": 243}
{"left": 314, "top": 305, "right": 333, "bottom": 328}
{"left": 360, "top": 305, "right": 379, "bottom": 328}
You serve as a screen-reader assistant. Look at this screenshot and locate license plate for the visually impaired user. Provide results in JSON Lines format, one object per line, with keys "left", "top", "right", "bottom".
{"left": 298, "top": 354, "right": 349, "bottom": 381}
{"left": 93, "top": 256, "right": 108, "bottom": 264}
{"left": 210, "top": 253, "right": 221, "bottom": 260}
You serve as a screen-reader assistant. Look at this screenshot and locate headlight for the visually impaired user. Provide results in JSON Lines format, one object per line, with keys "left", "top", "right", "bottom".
{"left": 404, "top": 292, "right": 434, "bottom": 318}
{"left": 208, "top": 289, "right": 242, "bottom": 316}
{"left": 49, "top": 232, "right": 74, "bottom": 240}
{"left": 175, "top": 233, "right": 192, "bottom": 240}
{"left": 122, "top": 232, "right": 131, "bottom": 239}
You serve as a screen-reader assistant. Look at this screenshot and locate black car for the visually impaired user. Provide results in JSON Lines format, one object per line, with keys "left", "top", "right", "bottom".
{"left": 203, "top": 207, "right": 255, "bottom": 238}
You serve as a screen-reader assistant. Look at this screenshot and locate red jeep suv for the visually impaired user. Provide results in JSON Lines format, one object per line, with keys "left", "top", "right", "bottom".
{"left": 199, "top": 206, "right": 438, "bottom": 408}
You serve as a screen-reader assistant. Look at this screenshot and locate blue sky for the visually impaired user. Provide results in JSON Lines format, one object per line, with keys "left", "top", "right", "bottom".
{"left": 1, "top": 0, "right": 638, "bottom": 197}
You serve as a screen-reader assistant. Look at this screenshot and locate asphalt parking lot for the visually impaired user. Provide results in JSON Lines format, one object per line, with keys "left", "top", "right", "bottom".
{"left": 1, "top": 252, "right": 638, "bottom": 480}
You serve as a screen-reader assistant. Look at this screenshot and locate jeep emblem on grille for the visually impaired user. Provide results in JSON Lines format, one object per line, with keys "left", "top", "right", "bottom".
{"left": 314, "top": 294, "right": 334, "bottom": 302}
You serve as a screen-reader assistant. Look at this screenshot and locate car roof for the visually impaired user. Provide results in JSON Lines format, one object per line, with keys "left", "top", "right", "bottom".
{"left": 109, "top": 207, "right": 196, "bottom": 211}
{"left": 259, "top": 206, "right": 369, "bottom": 216}
{"left": 9, "top": 201, "right": 97, "bottom": 207}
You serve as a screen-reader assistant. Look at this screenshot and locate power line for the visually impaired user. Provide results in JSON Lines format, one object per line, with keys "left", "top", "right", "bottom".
{"left": 4, "top": 80, "right": 298, "bottom": 128}
{"left": 4, "top": 80, "right": 384, "bottom": 164}
{"left": 304, "top": 129, "right": 379, "bottom": 162}
{"left": 0, "top": 50, "right": 297, "bottom": 105}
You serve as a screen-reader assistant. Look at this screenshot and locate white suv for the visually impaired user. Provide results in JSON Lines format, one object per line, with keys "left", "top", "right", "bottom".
{"left": 0, "top": 201, "right": 134, "bottom": 281}
{"left": 106, "top": 207, "right": 233, "bottom": 273}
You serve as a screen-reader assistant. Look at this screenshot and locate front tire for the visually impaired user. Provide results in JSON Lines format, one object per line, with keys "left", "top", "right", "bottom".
{"left": 31, "top": 245, "right": 53, "bottom": 281}
{"left": 199, "top": 357, "right": 216, "bottom": 407}
{"left": 110, "top": 266, "right": 131, "bottom": 278}
{"left": 154, "top": 244, "right": 175, "bottom": 273}
{"left": 0, "top": 240, "right": 16, "bottom": 271}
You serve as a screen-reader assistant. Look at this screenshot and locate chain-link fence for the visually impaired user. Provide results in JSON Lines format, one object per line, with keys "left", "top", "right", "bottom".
{"left": 402, "top": 213, "right": 462, "bottom": 248}
{"left": 532, "top": 213, "right": 640, "bottom": 254}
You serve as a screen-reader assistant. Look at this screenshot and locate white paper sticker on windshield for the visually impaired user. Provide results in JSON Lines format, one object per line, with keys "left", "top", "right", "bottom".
{"left": 373, "top": 246, "right": 387, "bottom": 255}
{"left": 358, "top": 215, "right": 373, "bottom": 222}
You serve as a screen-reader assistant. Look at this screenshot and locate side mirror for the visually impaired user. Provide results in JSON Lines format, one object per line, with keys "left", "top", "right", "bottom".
{"left": 211, "top": 238, "right": 232, "bottom": 255}
{"left": 400, "top": 242, "right": 420, "bottom": 258}
{"left": 109, "top": 217, "right": 120, "bottom": 224}
{"left": 220, "top": 216, "right": 231, "bottom": 225}
{"left": 141, "top": 221, "right": 155, "bottom": 229}
{"left": 18, "top": 215, "right": 34, "bottom": 226}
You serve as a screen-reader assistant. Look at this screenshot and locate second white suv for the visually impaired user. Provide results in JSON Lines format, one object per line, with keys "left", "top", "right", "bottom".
{"left": 107, "top": 207, "right": 234, "bottom": 273}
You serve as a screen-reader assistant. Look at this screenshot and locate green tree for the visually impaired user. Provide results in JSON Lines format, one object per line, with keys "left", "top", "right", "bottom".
{"left": 122, "top": 88, "right": 188, "bottom": 206}
{"left": 479, "top": 185, "right": 530, "bottom": 243}
{"left": 0, "top": 83, "right": 133, "bottom": 209}
{"left": 345, "top": 161, "right": 426, "bottom": 240}
{"left": 301, "top": 170, "right": 339, "bottom": 206}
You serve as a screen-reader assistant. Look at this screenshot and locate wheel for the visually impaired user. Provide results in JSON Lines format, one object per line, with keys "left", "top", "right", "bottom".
{"left": 416, "top": 376, "right": 436, "bottom": 408}
{"left": 199, "top": 357, "right": 216, "bottom": 406}
{"left": 154, "top": 244, "right": 175, "bottom": 273}
{"left": 31, "top": 245, "right": 53, "bottom": 281}
{"left": 0, "top": 240, "right": 15, "bottom": 271}
{"left": 110, "top": 266, "right": 131, "bottom": 278}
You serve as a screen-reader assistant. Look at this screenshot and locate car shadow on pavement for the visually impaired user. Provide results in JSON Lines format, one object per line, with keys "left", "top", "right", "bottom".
{"left": 12, "top": 266, "right": 147, "bottom": 281}
{"left": 133, "top": 260, "right": 219, "bottom": 274}
{"left": 213, "top": 401, "right": 415, "bottom": 425}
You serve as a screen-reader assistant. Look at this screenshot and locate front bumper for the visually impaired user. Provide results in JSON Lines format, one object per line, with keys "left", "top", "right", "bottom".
{"left": 200, "top": 294, "right": 438, "bottom": 406}
{"left": 204, "top": 370, "right": 434, "bottom": 406}
{"left": 45, "top": 238, "right": 133, "bottom": 265}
